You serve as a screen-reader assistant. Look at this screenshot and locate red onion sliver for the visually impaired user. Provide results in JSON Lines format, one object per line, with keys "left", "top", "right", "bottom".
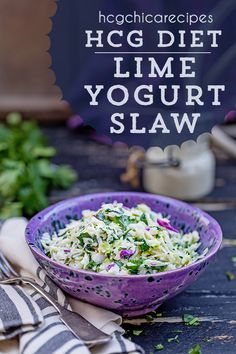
{"left": 157, "top": 219, "right": 179, "bottom": 233}
{"left": 120, "top": 249, "right": 135, "bottom": 258}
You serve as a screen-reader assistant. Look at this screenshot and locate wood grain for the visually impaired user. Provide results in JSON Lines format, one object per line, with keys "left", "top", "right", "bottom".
{"left": 0, "top": 0, "right": 66, "bottom": 119}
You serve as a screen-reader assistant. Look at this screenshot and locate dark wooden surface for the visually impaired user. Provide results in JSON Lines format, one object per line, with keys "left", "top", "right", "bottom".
{"left": 44, "top": 125, "right": 236, "bottom": 354}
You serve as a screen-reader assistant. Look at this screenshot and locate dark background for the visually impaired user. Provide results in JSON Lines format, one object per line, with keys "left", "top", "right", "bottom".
{"left": 50, "top": 0, "right": 236, "bottom": 147}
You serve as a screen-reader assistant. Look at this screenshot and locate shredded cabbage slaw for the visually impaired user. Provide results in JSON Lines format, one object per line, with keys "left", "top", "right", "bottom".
{"left": 42, "top": 202, "right": 207, "bottom": 275}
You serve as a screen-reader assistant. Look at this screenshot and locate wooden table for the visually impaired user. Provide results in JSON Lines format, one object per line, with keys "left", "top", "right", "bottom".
{"left": 44, "top": 125, "right": 236, "bottom": 354}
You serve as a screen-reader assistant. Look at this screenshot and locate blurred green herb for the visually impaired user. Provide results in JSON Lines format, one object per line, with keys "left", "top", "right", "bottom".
{"left": 0, "top": 113, "right": 77, "bottom": 218}
{"left": 226, "top": 271, "right": 235, "bottom": 281}
{"left": 155, "top": 312, "right": 163, "bottom": 317}
{"left": 154, "top": 343, "right": 164, "bottom": 350}
{"left": 188, "top": 344, "right": 202, "bottom": 354}
{"left": 182, "top": 314, "right": 200, "bottom": 326}
{"left": 126, "top": 259, "right": 143, "bottom": 274}
{"left": 173, "top": 329, "right": 183, "bottom": 333}
{"left": 232, "top": 256, "right": 236, "bottom": 263}
{"left": 145, "top": 314, "right": 154, "bottom": 322}
{"left": 145, "top": 311, "right": 162, "bottom": 322}
{"left": 167, "top": 335, "right": 179, "bottom": 343}
{"left": 140, "top": 213, "right": 148, "bottom": 225}
{"left": 132, "top": 330, "right": 143, "bottom": 336}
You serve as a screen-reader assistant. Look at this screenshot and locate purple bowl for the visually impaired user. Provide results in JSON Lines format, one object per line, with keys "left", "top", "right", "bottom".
{"left": 25, "top": 192, "right": 222, "bottom": 317}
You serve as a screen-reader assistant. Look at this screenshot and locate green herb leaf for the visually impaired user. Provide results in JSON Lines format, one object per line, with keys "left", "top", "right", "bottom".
{"left": 140, "top": 213, "right": 148, "bottom": 225}
{"left": 52, "top": 165, "right": 77, "bottom": 189}
{"left": 87, "top": 260, "right": 97, "bottom": 270}
{"left": 232, "top": 256, "right": 236, "bottom": 263}
{"left": 0, "top": 114, "right": 77, "bottom": 218}
{"left": 226, "top": 271, "right": 235, "bottom": 281}
{"left": 126, "top": 259, "right": 143, "bottom": 274}
{"left": 140, "top": 239, "right": 150, "bottom": 252}
{"left": 155, "top": 312, "right": 163, "bottom": 317}
{"left": 188, "top": 344, "right": 202, "bottom": 354}
{"left": 154, "top": 343, "right": 164, "bottom": 350}
{"left": 109, "top": 214, "right": 131, "bottom": 230}
{"left": 6, "top": 112, "right": 22, "bottom": 125}
{"left": 132, "top": 330, "right": 143, "bottom": 336}
{"left": 145, "top": 314, "right": 153, "bottom": 322}
{"left": 32, "top": 146, "right": 56, "bottom": 158}
{"left": 77, "top": 232, "right": 93, "bottom": 247}
{"left": 151, "top": 265, "right": 168, "bottom": 272}
{"left": 183, "top": 314, "right": 200, "bottom": 326}
{"left": 0, "top": 201, "right": 23, "bottom": 219}
{"left": 115, "top": 260, "right": 124, "bottom": 269}
{"left": 167, "top": 335, "right": 179, "bottom": 343}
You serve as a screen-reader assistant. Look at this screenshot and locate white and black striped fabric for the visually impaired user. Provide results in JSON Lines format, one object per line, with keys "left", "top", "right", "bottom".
{"left": 17, "top": 268, "right": 87, "bottom": 354}
{"left": 0, "top": 284, "right": 43, "bottom": 340}
{"left": 0, "top": 218, "right": 144, "bottom": 354}
{"left": 0, "top": 267, "right": 144, "bottom": 354}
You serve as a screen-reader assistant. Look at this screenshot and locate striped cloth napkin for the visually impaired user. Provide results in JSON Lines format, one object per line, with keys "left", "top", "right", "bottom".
{"left": 0, "top": 218, "right": 144, "bottom": 354}
{"left": 0, "top": 284, "right": 43, "bottom": 340}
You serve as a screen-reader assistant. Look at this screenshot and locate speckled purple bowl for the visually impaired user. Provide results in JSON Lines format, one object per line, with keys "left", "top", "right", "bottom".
{"left": 25, "top": 192, "right": 222, "bottom": 317}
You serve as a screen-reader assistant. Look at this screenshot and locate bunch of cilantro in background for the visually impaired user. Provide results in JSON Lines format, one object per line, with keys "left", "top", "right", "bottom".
{"left": 0, "top": 113, "right": 77, "bottom": 219}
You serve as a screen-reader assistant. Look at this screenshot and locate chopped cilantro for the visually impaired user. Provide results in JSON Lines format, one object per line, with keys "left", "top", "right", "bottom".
{"left": 167, "top": 335, "right": 179, "bottom": 343}
{"left": 188, "top": 344, "right": 202, "bottom": 354}
{"left": 0, "top": 113, "right": 77, "bottom": 218}
{"left": 226, "top": 271, "right": 235, "bottom": 281}
{"left": 123, "top": 229, "right": 131, "bottom": 238}
{"left": 140, "top": 239, "right": 150, "bottom": 252}
{"left": 151, "top": 265, "right": 168, "bottom": 272}
{"left": 155, "top": 312, "right": 163, "bottom": 317}
{"left": 115, "top": 260, "right": 124, "bottom": 269}
{"left": 145, "top": 314, "right": 154, "bottom": 322}
{"left": 126, "top": 259, "right": 143, "bottom": 274}
{"left": 109, "top": 214, "right": 131, "bottom": 230}
{"left": 105, "top": 208, "right": 122, "bottom": 215}
{"left": 183, "top": 314, "right": 200, "bottom": 326}
{"left": 45, "top": 250, "right": 51, "bottom": 257}
{"left": 145, "top": 311, "right": 162, "bottom": 320}
{"left": 155, "top": 343, "right": 164, "bottom": 350}
{"left": 140, "top": 213, "right": 148, "bottom": 225}
{"left": 132, "top": 330, "right": 143, "bottom": 336}
{"left": 96, "top": 212, "right": 108, "bottom": 223}
{"left": 86, "top": 260, "right": 97, "bottom": 270}
{"left": 77, "top": 232, "right": 92, "bottom": 246}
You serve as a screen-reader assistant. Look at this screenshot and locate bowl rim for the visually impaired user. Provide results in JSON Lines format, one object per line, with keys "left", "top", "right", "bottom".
{"left": 25, "top": 192, "right": 223, "bottom": 279}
